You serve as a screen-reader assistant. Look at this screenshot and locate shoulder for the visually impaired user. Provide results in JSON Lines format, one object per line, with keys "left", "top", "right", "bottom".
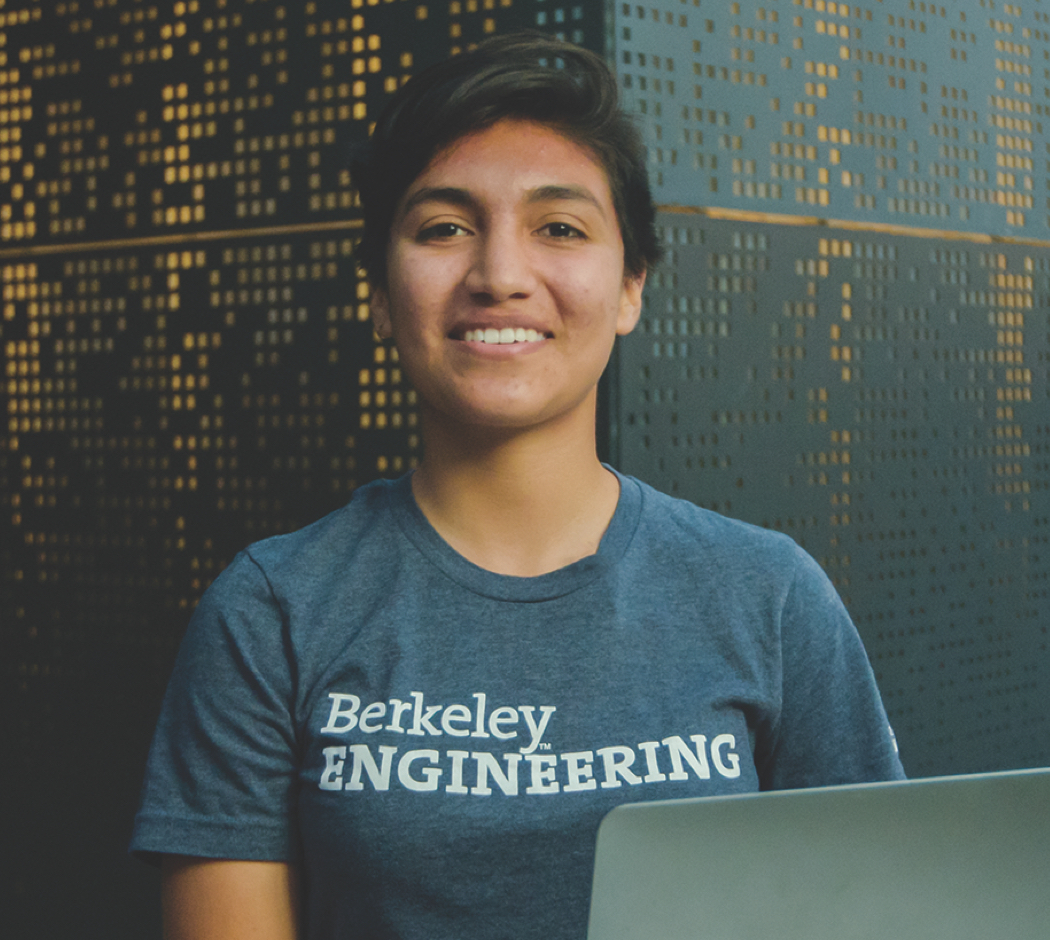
{"left": 623, "top": 473, "right": 805, "bottom": 571}
{"left": 614, "top": 473, "right": 839, "bottom": 623}
{"left": 196, "top": 476, "right": 403, "bottom": 617}
{"left": 247, "top": 476, "right": 396, "bottom": 567}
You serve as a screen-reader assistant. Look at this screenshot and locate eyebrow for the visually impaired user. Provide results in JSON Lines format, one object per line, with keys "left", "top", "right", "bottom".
{"left": 399, "top": 186, "right": 476, "bottom": 218}
{"left": 527, "top": 184, "right": 605, "bottom": 213}
{"left": 398, "top": 183, "right": 607, "bottom": 219}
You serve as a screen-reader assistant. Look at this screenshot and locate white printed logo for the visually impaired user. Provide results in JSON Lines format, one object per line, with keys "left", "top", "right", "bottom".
{"left": 317, "top": 689, "right": 742, "bottom": 797}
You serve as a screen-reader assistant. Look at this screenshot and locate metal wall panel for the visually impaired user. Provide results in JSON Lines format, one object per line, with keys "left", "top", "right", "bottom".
{"left": 616, "top": 211, "right": 1050, "bottom": 776}
{"left": 611, "top": 0, "right": 1050, "bottom": 776}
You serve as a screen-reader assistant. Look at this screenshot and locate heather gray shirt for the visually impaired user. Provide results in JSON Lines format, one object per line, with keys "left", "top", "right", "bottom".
{"left": 131, "top": 471, "right": 905, "bottom": 939}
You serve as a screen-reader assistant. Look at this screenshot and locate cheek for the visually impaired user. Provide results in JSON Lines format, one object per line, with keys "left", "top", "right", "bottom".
{"left": 388, "top": 254, "right": 460, "bottom": 316}
{"left": 383, "top": 271, "right": 435, "bottom": 338}
{"left": 554, "top": 260, "right": 628, "bottom": 326}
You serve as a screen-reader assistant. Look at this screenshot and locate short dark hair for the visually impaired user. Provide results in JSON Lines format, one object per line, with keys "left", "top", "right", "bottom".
{"left": 352, "top": 32, "right": 661, "bottom": 286}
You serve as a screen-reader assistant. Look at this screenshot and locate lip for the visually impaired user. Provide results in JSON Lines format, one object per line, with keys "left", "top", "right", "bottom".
{"left": 452, "top": 334, "right": 550, "bottom": 358}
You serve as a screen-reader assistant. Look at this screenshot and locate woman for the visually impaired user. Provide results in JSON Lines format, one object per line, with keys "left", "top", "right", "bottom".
{"left": 132, "top": 33, "right": 904, "bottom": 940}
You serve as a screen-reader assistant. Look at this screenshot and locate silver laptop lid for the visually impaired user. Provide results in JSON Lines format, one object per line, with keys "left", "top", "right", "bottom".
{"left": 588, "top": 768, "right": 1050, "bottom": 940}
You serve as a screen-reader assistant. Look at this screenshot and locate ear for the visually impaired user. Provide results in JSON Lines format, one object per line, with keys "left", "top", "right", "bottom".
{"left": 371, "top": 286, "right": 393, "bottom": 340}
{"left": 615, "top": 270, "right": 646, "bottom": 336}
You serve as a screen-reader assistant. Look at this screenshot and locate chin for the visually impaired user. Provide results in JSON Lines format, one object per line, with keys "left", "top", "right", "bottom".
{"left": 442, "top": 397, "right": 595, "bottom": 437}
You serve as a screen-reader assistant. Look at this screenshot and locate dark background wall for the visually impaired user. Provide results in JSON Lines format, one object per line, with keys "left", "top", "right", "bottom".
{"left": 620, "top": 214, "right": 1050, "bottom": 778}
{"left": 2, "top": 1, "right": 1047, "bottom": 937}
{"left": 612, "top": 0, "right": 1050, "bottom": 778}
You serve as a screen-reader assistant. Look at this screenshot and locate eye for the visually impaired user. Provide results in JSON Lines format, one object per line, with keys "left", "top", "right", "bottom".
{"left": 417, "top": 222, "right": 471, "bottom": 241}
{"left": 539, "top": 221, "right": 586, "bottom": 239}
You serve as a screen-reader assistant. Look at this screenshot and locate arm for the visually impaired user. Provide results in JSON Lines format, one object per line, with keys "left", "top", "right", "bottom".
{"left": 162, "top": 855, "right": 299, "bottom": 940}
{"left": 132, "top": 553, "right": 302, "bottom": 908}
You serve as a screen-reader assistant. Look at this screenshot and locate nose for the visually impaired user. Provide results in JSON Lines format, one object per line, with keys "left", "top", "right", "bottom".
{"left": 463, "top": 221, "right": 537, "bottom": 304}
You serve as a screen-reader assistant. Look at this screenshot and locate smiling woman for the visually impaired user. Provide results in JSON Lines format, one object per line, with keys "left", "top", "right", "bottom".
{"left": 131, "top": 32, "right": 905, "bottom": 940}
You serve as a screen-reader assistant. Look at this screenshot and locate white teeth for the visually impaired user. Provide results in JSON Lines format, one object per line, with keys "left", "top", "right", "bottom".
{"left": 464, "top": 328, "right": 543, "bottom": 344}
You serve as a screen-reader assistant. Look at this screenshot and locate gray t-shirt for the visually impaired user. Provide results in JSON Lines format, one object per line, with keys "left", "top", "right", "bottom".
{"left": 131, "top": 471, "right": 904, "bottom": 939}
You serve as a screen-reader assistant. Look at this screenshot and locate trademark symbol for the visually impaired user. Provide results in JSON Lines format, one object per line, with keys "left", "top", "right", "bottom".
{"left": 539, "top": 742, "right": 552, "bottom": 751}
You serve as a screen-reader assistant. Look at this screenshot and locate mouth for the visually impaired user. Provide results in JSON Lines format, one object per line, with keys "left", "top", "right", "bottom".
{"left": 458, "top": 327, "right": 550, "bottom": 345}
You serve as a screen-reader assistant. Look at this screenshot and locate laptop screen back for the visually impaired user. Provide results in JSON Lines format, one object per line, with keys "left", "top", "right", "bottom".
{"left": 587, "top": 769, "right": 1050, "bottom": 940}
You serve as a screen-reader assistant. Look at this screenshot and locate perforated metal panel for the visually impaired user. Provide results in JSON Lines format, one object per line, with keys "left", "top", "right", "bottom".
{"left": 616, "top": 211, "right": 1050, "bottom": 777}
{"left": 609, "top": 0, "right": 1050, "bottom": 777}
{"left": 615, "top": 0, "right": 1047, "bottom": 236}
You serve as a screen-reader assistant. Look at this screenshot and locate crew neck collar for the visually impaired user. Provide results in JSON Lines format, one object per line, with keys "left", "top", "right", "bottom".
{"left": 387, "top": 468, "right": 642, "bottom": 602}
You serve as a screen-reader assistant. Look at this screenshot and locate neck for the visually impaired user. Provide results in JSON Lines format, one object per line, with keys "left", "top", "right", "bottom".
{"left": 411, "top": 398, "right": 620, "bottom": 577}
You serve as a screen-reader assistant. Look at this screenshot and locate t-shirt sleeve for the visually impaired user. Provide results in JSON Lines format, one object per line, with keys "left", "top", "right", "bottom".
{"left": 129, "top": 549, "right": 300, "bottom": 864}
{"left": 756, "top": 546, "right": 906, "bottom": 790}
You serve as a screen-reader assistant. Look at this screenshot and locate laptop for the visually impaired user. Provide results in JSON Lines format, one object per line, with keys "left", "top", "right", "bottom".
{"left": 587, "top": 768, "right": 1050, "bottom": 940}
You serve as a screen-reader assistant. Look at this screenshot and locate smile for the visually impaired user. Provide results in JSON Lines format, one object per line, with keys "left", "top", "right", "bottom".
{"left": 462, "top": 327, "right": 547, "bottom": 345}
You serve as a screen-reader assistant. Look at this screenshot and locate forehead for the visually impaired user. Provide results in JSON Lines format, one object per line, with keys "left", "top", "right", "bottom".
{"left": 403, "top": 119, "right": 614, "bottom": 206}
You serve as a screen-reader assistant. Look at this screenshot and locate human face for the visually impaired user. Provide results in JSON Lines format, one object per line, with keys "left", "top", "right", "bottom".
{"left": 371, "top": 119, "right": 645, "bottom": 436}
